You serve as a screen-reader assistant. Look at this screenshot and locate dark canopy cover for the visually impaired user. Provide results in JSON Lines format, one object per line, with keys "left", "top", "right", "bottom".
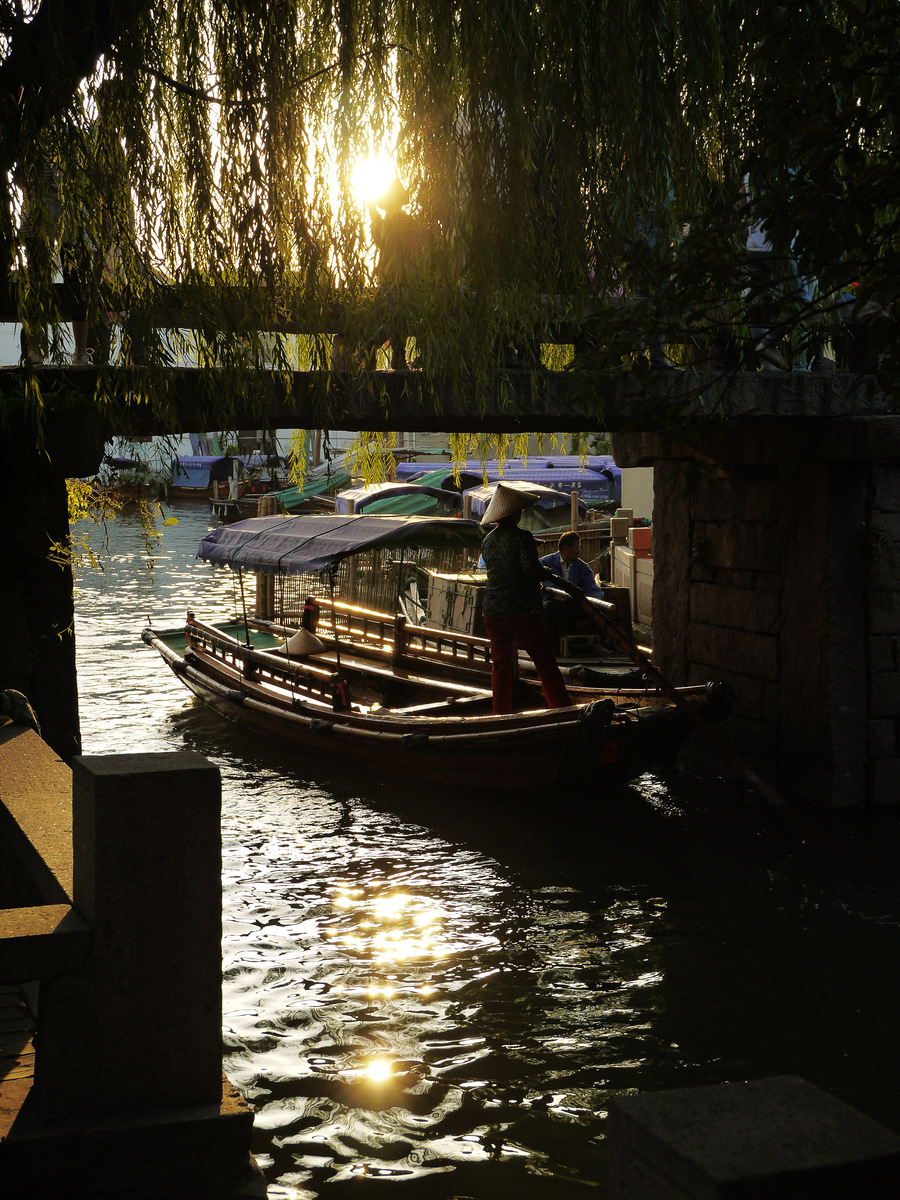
{"left": 197, "top": 513, "right": 484, "bottom": 575}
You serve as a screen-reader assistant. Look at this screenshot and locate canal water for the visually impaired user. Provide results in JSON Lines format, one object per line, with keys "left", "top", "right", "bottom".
{"left": 73, "top": 500, "right": 900, "bottom": 1199}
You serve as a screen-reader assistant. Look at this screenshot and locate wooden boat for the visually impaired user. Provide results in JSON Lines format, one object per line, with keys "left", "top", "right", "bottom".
{"left": 168, "top": 454, "right": 248, "bottom": 500}
{"left": 397, "top": 454, "right": 622, "bottom": 508}
{"left": 465, "top": 480, "right": 588, "bottom": 532}
{"left": 210, "top": 459, "right": 352, "bottom": 522}
{"left": 141, "top": 513, "right": 732, "bottom": 789}
{"left": 334, "top": 481, "right": 463, "bottom": 517}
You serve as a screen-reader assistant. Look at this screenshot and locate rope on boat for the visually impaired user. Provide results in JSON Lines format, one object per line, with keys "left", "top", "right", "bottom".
{"left": 579, "top": 698, "right": 615, "bottom": 745}
{"left": 402, "top": 733, "right": 429, "bottom": 749}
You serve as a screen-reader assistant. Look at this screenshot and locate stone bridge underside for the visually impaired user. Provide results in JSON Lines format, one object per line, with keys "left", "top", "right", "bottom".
{"left": 1, "top": 364, "right": 896, "bottom": 809}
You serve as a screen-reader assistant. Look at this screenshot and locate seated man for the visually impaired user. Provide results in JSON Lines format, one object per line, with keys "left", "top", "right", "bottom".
{"left": 539, "top": 530, "right": 604, "bottom": 649}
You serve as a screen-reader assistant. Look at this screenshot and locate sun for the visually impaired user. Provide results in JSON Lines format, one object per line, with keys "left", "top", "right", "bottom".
{"left": 351, "top": 154, "right": 397, "bottom": 206}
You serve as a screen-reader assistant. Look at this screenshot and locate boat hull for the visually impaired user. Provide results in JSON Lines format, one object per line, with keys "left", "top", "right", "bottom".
{"left": 173, "top": 663, "right": 580, "bottom": 788}
{"left": 142, "top": 620, "right": 701, "bottom": 791}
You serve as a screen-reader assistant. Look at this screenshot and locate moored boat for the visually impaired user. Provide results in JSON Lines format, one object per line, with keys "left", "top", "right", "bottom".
{"left": 141, "top": 513, "right": 732, "bottom": 788}
{"left": 168, "top": 453, "right": 247, "bottom": 500}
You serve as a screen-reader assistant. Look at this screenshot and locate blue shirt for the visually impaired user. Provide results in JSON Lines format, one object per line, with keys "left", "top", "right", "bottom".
{"left": 539, "top": 552, "right": 604, "bottom": 599}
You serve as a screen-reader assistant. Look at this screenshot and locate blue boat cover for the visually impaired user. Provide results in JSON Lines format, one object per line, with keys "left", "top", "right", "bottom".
{"left": 197, "top": 513, "right": 484, "bottom": 575}
{"left": 172, "top": 455, "right": 239, "bottom": 488}
{"left": 396, "top": 455, "right": 620, "bottom": 500}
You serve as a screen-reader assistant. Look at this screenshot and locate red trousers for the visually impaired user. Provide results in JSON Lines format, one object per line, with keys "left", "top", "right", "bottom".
{"left": 483, "top": 612, "right": 572, "bottom": 715}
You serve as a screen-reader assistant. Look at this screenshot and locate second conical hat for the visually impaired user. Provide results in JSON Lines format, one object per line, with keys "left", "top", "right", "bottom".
{"left": 287, "top": 627, "right": 326, "bottom": 656}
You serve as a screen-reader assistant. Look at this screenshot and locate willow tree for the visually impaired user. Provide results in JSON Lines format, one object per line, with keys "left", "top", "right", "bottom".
{"left": 2, "top": 0, "right": 897, "bottom": 760}
{"left": 1, "top": 0, "right": 897, "bottom": 427}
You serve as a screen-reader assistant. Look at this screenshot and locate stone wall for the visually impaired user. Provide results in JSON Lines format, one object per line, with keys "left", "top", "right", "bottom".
{"left": 0, "top": 409, "right": 107, "bottom": 763}
{"left": 653, "top": 461, "right": 784, "bottom": 772}
{"left": 866, "top": 463, "right": 900, "bottom": 805}
{"left": 614, "top": 418, "right": 900, "bottom": 809}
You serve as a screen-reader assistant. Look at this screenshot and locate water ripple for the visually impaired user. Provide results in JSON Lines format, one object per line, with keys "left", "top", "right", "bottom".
{"left": 72, "top": 501, "right": 900, "bottom": 1198}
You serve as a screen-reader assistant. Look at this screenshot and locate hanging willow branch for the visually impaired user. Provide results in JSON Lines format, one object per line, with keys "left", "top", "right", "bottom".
{"left": 1, "top": 0, "right": 897, "bottom": 439}
{"left": 143, "top": 42, "right": 420, "bottom": 107}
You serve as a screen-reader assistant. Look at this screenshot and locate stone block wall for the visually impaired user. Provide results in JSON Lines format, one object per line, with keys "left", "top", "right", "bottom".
{"left": 646, "top": 448, "right": 898, "bottom": 809}
{"left": 652, "top": 461, "right": 790, "bottom": 785}
{"left": 866, "top": 464, "right": 900, "bottom": 804}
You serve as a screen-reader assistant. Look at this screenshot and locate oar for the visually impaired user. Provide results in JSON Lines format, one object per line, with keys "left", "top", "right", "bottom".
{"left": 543, "top": 571, "right": 828, "bottom": 843}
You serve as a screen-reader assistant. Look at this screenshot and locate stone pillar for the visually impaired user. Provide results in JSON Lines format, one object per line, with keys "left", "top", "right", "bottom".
{"left": 35, "top": 752, "right": 223, "bottom": 1118}
{"left": 607, "top": 1076, "right": 900, "bottom": 1199}
{"left": 866, "top": 462, "right": 900, "bottom": 804}
{"left": 0, "top": 406, "right": 107, "bottom": 763}
{"left": 611, "top": 417, "right": 896, "bottom": 808}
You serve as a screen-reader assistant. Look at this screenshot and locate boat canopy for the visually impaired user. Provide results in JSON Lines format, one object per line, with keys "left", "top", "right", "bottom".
{"left": 466, "top": 480, "right": 588, "bottom": 517}
{"left": 237, "top": 453, "right": 287, "bottom": 472}
{"left": 197, "top": 513, "right": 484, "bottom": 575}
{"left": 398, "top": 455, "right": 620, "bottom": 502}
{"left": 266, "top": 465, "right": 354, "bottom": 511}
{"left": 335, "top": 482, "right": 462, "bottom": 516}
{"left": 172, "top": 455, "right": 241, "bottom": 488}
{"left": 397, "top": 467, "right": 485, "bottom": 494}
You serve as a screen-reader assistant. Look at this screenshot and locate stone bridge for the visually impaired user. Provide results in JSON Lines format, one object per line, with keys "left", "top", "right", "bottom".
{"left": 1, "top": 359, "right": 897, "bottom": 810}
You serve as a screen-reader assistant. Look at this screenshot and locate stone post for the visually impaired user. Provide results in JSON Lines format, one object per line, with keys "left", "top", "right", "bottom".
{"left": 34, "top": 752, "right": 223, "bottom": 1118}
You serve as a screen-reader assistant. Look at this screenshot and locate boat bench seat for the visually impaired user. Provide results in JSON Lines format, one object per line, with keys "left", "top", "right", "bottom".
{"left": 386, "top": 693, "right": 493, "bottom": 716}
{"left": 297, "top": 648, "right": 492, "bottom": 699}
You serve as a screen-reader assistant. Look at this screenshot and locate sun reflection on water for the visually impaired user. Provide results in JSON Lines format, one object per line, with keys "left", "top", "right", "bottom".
{"left": 327, "top": 885, "right": 450, "bottom": 966}
{"left": 362, "top": 1057, "right": 393, "bottom": 1083}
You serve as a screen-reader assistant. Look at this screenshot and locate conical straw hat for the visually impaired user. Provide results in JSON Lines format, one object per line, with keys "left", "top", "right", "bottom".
{"left": 287, "top": 627, "right": 326, "bottom": 656}
{"left": 480, "top": 482, "right": 541, "bottom": 524}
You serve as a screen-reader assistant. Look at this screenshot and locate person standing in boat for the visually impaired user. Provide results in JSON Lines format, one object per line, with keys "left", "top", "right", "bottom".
{"left": 480, "top": 484, "right": 572, "bottom": 715}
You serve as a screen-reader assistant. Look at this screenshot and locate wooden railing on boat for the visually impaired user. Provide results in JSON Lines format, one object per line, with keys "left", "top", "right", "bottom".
{"left": 184, "top": 613, "right": 496, "bottom": 711}
{"left": 268, "top": 595, "right": 496, "bottom": 684}
{"left": 186, "top": 614, "right": 339, "bottom": 706}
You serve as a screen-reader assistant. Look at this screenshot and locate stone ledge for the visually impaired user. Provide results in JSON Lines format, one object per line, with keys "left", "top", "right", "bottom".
{"left": 0, "top": 904, "right": 91, "bottom": 983}
{"left": 0, "top": 365, "right": 890, "bottom": 439}
{"left": 0, "top": 1076, "right": 259, "bottom": 1198}
{"left": 608, "top": 1075, "right": 900, "bottom": 1199}
{"left": 613, "top": 415, "right": 900, "bottom": 468}
{"left": 0, "top": 726, "right": 73, "bottom": 904}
